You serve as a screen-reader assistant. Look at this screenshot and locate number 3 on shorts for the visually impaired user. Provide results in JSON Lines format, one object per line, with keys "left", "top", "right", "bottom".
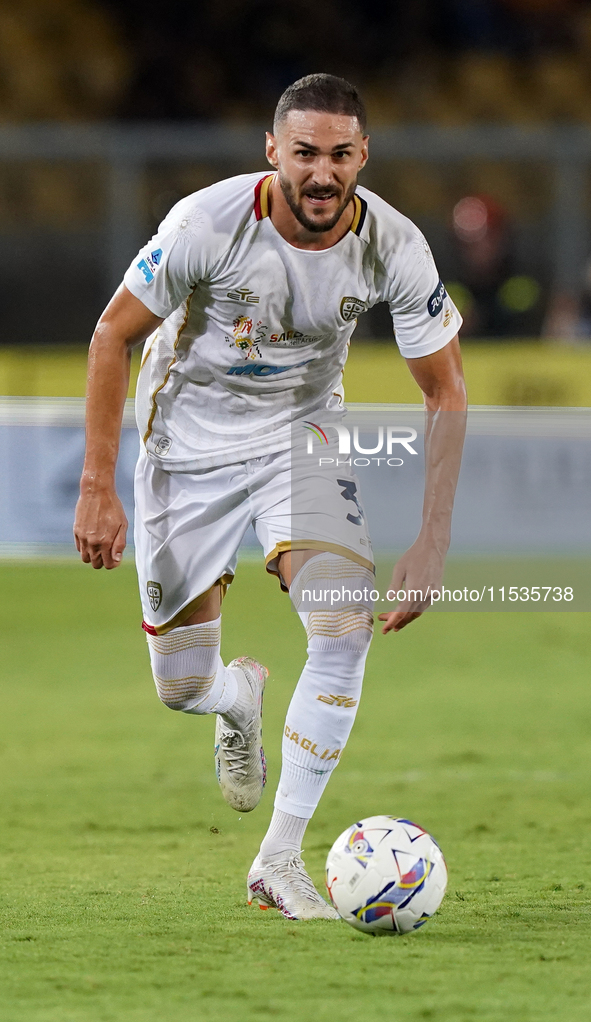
{"left": 337, "top": 478, "right": 365, "bottom": 526}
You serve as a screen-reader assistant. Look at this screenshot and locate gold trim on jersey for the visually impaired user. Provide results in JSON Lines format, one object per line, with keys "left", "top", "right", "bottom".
{"left": 350, "top": 195, "right": 362, "bottom": 234}
{"left": 350, "top": 195, "right": 361, "bottom": 235}
{"left": 143, "top": 291, "right": 195, "bottom": 444}
{"left": 350, "top": 194, "right": 368, "bottom": 236}
{"left": 265, "top": 540, "right": 375, "bottom": 591}
{"left": 140, "top": 330, "right": 159, "bottom": 370}
{"left": 150, "top": 573, "right": 234, "bottom": 635}
{"left": 259, "top": 174, "right": 273, "bottom": 218}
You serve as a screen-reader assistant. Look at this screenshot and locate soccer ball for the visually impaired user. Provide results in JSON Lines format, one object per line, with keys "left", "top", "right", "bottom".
{"left": 325, "top": 815, "right": 447, "bottom": 935}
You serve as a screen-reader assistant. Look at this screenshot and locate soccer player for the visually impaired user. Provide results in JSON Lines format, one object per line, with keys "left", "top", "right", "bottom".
{"left": 74, "top": 74, "right": 467, "bottom": 920}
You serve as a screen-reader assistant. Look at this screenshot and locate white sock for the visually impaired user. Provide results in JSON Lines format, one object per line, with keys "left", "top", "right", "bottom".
{"left": 269, "top": 555, "right": 374, "bottom": 821}
{"left": 258, "top": 809, "right": 309, "bottom": 861}
{"left": 274, "top": 635, "right": 370, "bottom": 816}
{"left": 146, "top": 617, "right": 238, "bottom": 715}
{"left": 221, "top": 668, "right": 256, "bottom": 731}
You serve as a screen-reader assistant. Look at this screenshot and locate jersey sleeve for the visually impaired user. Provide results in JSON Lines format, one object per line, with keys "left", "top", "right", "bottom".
{"left": 123, "top": 199, "right": 217, "bottom": 318}
{"left": 382, "top": 225, "right": 462, "bottom": 359}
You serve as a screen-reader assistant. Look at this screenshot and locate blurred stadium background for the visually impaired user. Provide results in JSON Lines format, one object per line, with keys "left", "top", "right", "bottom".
{"left": 3, "top": 1, "right": 591, "bottom": 377}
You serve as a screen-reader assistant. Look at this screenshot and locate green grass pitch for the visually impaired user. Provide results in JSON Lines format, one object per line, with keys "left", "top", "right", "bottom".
{"left": 1, "top": 560, "right": 590, "bottom": 1022}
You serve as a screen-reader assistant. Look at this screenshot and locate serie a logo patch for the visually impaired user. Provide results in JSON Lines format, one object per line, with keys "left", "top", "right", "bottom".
{"left": 147, "top": 581, "right": 162, "bottom": 612}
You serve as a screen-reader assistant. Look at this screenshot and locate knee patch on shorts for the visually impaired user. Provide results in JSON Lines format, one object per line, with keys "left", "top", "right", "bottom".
{"left": 146, "top": 620, "right": 221, "bottom": 712}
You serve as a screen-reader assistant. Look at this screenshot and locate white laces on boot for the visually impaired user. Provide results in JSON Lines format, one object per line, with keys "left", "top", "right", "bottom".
{"left": 269, "top": 854, "right": 324, "bottom": 903}
{"left": 216, "top": 727, "right": 250, "bottom": 778}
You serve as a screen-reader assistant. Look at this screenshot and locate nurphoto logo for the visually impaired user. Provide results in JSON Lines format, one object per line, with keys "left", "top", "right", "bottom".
{"left": 303, "top": 422, "right": 418, "bottom": 467}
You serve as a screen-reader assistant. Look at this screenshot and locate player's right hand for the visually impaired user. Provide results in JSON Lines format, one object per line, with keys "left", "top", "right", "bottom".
{"left": 73, "top": 486, "right": 128, "bottom": 569}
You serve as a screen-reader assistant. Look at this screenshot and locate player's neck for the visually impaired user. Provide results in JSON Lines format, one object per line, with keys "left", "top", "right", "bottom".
{"left": 268, "top": 175, "right": 355, "bottom": 251}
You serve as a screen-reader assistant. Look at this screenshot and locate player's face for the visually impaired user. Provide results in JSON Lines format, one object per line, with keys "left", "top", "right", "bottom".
{"left": 266, "top": 110, "right": 369, "bottom": 234}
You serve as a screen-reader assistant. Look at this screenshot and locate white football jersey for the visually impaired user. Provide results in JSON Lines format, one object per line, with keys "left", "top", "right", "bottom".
{"left": 124, "top": 172, "right": 461, "bottom": 470}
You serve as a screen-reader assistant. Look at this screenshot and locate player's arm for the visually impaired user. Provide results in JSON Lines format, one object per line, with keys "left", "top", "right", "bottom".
{"left": 74, "top": 286, "right": 163, "bottom": 569}
{"left": 378, "top": 334, "right": 467, "bottom": 633}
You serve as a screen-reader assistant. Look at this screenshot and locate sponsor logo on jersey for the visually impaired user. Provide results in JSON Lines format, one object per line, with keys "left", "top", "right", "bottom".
{"left": 137, "top": 248, "right": 163, "bottom": 284}
{"left": 427, "top": 279, "right": 447, "bottom": 317}
{"left": 317, "top": 693, "right": 358, "bottom": 707}
{"left": 340, "top": 296, "right": 367, "bottom": 322}
{"left": 443, "top": 307, "right": 454, "bottom": 328}
{"left": 147, "top": 581, "right": 162, "bottom": 611}
{"left": 269, "top": 329, "right": 322, "bottom": 347}
{"left": 228, "top": 315, "right": 262, "bottom": 360}
{"left": 154, "top": 436, "right": 172, "bottom": 455}
{"left": 226, "top": 357, "right": 313, "bottom": 378}
{"left": 226, "top": 286, "right": 260, "bottom": 304}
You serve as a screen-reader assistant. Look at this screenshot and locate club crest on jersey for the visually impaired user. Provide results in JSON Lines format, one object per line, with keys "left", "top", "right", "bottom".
{"left": 340, "top": 296, "right": 366, "bottom": 322}
{"left": 154, "top": 436, "right": 172, "bottom": 455}
{"left": 147, "top": 581, "right": 162, "bottom": 612}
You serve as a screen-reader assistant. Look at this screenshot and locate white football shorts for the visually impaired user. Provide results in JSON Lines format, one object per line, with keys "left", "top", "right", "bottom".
{"left": 134, "top": 445, "right": 374, "bottom": 634}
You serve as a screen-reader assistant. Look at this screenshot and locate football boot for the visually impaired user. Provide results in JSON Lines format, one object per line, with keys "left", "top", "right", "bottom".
{"left": 214, "top": 657, "right": 267, "bottom": 812}
{"left": 247, "top": 852, "right": 340, "bottom": 920}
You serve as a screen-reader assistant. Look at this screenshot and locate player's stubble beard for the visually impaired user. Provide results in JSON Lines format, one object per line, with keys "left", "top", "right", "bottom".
{"left": 278, "top": 173, "right": 357, "bottom": 234}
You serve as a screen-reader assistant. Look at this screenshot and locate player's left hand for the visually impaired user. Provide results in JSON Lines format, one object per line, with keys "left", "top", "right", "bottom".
{"left": 378, "top": 536, "right": 446, "bottom": 634}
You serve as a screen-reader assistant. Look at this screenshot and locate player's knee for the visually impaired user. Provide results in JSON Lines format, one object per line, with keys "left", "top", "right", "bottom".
{"left": 153, "top": 673, "right": 214, "bottom": 712}
{"left": 306, "top": 606, "right": 373, "bottom": 655}
{"left": 145, "top": 622, "right": 221, "bottom": 713}
{"left": 290, "top": 551, "right": 374, "bottom": 602}
{"left": 154, "top": 675, "right": 187, "bottom": 711}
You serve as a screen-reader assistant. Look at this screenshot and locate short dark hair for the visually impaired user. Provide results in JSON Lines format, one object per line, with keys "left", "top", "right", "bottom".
{"left": 273, "top": 73, "right": 367, "bottom": 134}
